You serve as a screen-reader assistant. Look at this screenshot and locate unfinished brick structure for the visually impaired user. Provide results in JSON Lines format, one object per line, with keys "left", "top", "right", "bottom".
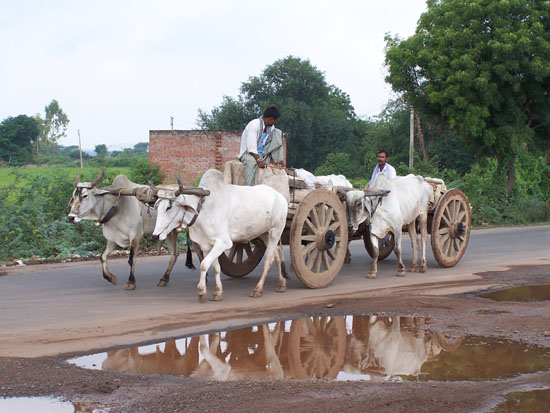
{"left": 149, "top": 130, "right": 286, "bottom": 184}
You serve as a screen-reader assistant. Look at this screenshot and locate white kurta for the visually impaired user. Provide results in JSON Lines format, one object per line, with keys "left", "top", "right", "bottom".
{"left": 368, "top": 163, "right": 396, "bottom": 187}
{"left": 238, "top": 118, "right": 275, "bottom": 159}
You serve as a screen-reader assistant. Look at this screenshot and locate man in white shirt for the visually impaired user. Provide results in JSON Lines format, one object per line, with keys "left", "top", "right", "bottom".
{"left": 239, "top": 106, "right": 285, "bottom": 185}
{"left": 368, "top": 150, "right": 396, "bottom": 188}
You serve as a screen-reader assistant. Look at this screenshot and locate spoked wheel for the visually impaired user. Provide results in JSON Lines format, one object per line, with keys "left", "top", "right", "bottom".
{"left": 290, "top": 190, "right": 349, "bottom": 288}
{"left": 431, "top": 189, "right": 471, "bottom": 267}
{"left": 218, "top": 239, "right": 266, "bottom": 278}
{"left": 363, "top": 231, "right": 395, "bottom": 260}
{"left": 288, "top": 316, "right": 347, "bottom": 379}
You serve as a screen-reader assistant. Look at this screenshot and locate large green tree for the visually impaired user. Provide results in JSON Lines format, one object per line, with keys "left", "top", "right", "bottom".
{"left": 37, "top": 99, "right": 69, "bottom": 153}
{"left": 0, "top": 115, "right": 40, "bottom": 164}
{"left": 385, "top": 0, "right": 550, "bottom": 193}
{"left": 197, "top": 56, "right": 359, "bottom": 171}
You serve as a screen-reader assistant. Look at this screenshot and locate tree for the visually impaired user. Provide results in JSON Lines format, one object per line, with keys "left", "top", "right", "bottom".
{"left": 94, "top": 144, "right": 107, "bottom": 159}
{"left": 0, "top": 115, "right": 40, "bottom": 165}
{"left": 384, "top": 0, "right": 550, "bottom": 194}
{"left": 37, "top": 99, "right": 69, "bottom": 153}
{"left": 197, "top": 56, "right": 360, "bottom": 171}
{"left": 132, "top": 142, "right": 149, "bottom": 155}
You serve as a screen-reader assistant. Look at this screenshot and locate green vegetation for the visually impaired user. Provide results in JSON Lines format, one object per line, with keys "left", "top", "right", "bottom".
{"left": 2, "top": 1, "right": 549, "bottom": 262}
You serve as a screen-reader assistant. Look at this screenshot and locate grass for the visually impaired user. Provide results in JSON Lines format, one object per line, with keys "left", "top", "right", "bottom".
{"left": 0, "top": 166, "right": 131, "bottom": 188}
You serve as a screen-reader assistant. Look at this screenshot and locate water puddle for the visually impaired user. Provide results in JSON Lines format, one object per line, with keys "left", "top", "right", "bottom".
{"left": 493, "top": 388, "right": 550, "bottom": 412}
{"left": 0, "top": 397, "right": 109, "bottom": 412}
{"left": 479, "top": 285, "right": 550, "bottom": 302}
{"left": 68, "top": 315, "right": 550, "bottom": 382}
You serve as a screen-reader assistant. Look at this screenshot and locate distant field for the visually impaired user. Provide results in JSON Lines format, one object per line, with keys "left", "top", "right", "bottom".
{"left": 0, "top": 166, "right": 131, "bottom": 187}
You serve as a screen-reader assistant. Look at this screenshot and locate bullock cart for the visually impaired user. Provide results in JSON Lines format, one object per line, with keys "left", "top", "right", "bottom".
{"left": 220, "top": 165, "right": 349, "bottom": 289}
{"left": 344, "top": 178, "right": 471, "bottom": 268}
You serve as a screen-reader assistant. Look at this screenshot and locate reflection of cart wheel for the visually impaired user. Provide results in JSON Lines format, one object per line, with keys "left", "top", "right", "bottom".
{"left": 432, "top": 331, "right": 464, "bottom": 351}
{"left": 288, "top": 316, "right": 347, "bottom": 379}
{"left": 290, "top": 190, "right": 349, "bottom": 288}
{"left": 218, "top": 239, "right": 266, "bottom": 278}
{"left": 431, "top": 189, "right": 471, "bottom": 267}
{"left": 363, "top": 232, "right": 395, "bottom": 260}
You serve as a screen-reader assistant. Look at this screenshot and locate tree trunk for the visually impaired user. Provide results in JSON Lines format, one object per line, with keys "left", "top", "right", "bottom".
{"left": 506, "top": 155, "right": 516, "bottom": 195}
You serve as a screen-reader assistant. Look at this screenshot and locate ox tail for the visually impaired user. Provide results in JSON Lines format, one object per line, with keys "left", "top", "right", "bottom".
{"left": 279, "top": 241, "right": 289, "bottom": 279}
{"left": 185, "top": 229, "right": 196, "bottom": 270}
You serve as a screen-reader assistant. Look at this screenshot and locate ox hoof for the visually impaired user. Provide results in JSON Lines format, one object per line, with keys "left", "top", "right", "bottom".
{"left": 103, "top": 274, "right": 117, "bottom": 286}
{"left": 395, "top": 271, "right": 405, "bottom": 277}
{"left": 419, "top": 266, "right": 427, "bottom": 273}
{"left": 407, "top": 266, "right": 418, "bottom": 272}
{"left": 275, "top": 285, "right": 287, "bottom": 293}
{"left": 125, "top": 283, "right": 136, "bottom": 290}
{"left": 198, "top": 294, "right": 208, "bottom": 303}
{"left": 366, "top": 272, "right": 377, "bottom": 279}
{"left": 157, "top": 279, "right": 168, "bottom": 287}
{"left": 250, "top": 289, "right": 263, "bottom": 298}
{"left": 210, "top": 294, "right": 223, "bottom": 302}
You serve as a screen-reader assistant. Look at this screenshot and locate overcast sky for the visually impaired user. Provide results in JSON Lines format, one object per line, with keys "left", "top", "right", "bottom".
{"left": 0, "top": 1, "right": 427, "bottom": 151}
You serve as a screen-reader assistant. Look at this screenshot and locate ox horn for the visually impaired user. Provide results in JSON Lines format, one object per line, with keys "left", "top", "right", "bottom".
{"left": 174, "top": 176, "right": 184, "bottom": 196}
{"left": 148, "top": 174, "right": 159, "bottom": 196}
{"left": 90, "top": 168, "right": 105, "bottom": 188}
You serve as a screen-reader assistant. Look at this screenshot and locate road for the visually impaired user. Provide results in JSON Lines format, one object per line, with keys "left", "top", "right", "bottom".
{"left": 1, "top": 225, "right": 549, "bottom": 357}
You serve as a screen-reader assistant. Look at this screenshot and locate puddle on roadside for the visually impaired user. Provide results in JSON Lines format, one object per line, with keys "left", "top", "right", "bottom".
{"left": 493, "top": 388, "right": 550, "bottom": 412}
{"left": 0, "top": 396, "right": 109, "bottom": 412}
{"left": 479, "top": 285, "right": 550, "bottom": 302}
{"left": 68, "top": 315, "right": 550, "bottom": 382}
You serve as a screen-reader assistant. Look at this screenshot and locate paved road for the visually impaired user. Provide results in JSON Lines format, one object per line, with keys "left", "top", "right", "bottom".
{"left": 1, "top": 225, "right": 549, "bottom": 357}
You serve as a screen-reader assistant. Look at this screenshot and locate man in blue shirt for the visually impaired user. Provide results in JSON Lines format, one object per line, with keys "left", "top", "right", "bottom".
{"left": 238, "top": 106, "right": 285, "bottom": 185}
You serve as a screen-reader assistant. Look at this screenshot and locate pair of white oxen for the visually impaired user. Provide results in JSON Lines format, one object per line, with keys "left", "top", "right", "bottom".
{"left": 68, "top": 169, "right": 433, "bottom": 301}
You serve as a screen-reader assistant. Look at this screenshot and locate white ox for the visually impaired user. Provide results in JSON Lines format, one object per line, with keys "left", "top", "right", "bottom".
{"left": 346, "top": 174, "right": 432, "bottom": 278}
{"left": 152, "top": 169, "right": 288, "bottom": 301}
{"left": 68, "top": 171, "right": 179, "bottom": 290}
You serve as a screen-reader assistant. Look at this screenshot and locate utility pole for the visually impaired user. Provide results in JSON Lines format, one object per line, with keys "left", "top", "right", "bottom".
{"left": 170, "top": 116, "right": 174, "bottom": 133}
{"left": 78, "top": 130, "right": 83, "bottom": 169}
{"left": 409, "top": 108, "right": 414, "bottom": 169}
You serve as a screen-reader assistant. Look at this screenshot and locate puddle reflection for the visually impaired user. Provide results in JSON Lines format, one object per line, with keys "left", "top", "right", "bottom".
{"left": 0, "top": 397, "right": 108, "bottom": 412}
{"left": 480, "top": 285, "right": 550, "bottom": 302}
{"left": 69, "top": 315, "right": 550, "bottom": 382}
{"left": 493, "top": 388, "right": 550, "bottom": 412}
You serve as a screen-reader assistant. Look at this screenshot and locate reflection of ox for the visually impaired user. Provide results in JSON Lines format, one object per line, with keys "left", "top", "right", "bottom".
{"left": 151, "top": 169, "right": 288, "bottom": 301}
{"left": 103, "top": 338, "right": 199, "bottom": 375}
{"left": 346, "top": 174, "right": 432, "bottom": 278}
{"left": 67, "top": 171, "right": 179, "bottom": 290}
{"left": 344, "top": 316, "right": 460, "bottom": 380}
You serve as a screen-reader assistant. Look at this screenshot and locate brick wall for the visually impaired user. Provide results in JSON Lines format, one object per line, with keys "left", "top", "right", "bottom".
{"left": 149, "top": 130, "right": 287, "bottom": 184}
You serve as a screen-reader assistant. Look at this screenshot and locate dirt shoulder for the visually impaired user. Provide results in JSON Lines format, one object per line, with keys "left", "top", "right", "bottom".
{"left": 1, "top": 265, "right": 550, "bottom": 412}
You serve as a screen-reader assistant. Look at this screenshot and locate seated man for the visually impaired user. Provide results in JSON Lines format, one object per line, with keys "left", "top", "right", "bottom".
{"left": 238, "top": 106, "right": 286, "bottom": 186}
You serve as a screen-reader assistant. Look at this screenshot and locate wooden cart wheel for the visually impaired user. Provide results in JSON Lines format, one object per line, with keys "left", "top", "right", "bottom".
{"left": 288, "top": 316, "right": 347, "bottom": 379}
{"left": 218, "top": 239, "right": 266, "bottom": 278}
{"left": 363, "top": 231, "right": 395, "bottom": 260}
{"left": 290, "top": 190, "right": 349, "bottom": 288}
{"left": 431, "top": 189, "right": 471, "bottom": 267}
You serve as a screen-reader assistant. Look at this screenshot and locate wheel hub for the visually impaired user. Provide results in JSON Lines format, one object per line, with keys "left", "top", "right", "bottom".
{"left": 316, "top": 229, "right": 336, "bottom": 251}
{"left": 449, "top": 221, "right": 465, "bottom": 239}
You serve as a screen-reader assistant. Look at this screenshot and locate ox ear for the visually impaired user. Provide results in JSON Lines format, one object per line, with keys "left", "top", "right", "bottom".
{"left": 181, "top": 204, "right": 198, "bottom": 226}
{"left": 93, "top": 188, "right": 110, "bottom": 196}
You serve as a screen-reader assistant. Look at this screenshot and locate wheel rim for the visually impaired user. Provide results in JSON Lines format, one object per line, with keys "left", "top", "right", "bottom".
{"left": 363, "top": 231, "right": 395, "bottom": 260}
{"left": 431, "top": 189, "right": 471, "bottom": 267}
{"left": 288, "top": 316, "right": 347, "bottom": 379}
{"left": 290, "top": 190, "right": 348, "bottom": 288}
{"left": 218, "top": 239, "right": 266, "bottom": 278}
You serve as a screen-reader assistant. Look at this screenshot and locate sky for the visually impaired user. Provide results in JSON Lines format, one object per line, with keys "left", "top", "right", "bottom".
{"left": 0, "top": 0, "right": 428, "bottom": 151}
